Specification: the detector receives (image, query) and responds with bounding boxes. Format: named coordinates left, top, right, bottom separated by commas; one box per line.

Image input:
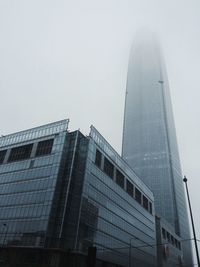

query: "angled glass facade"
left=78, top=126, right=156, bottom=267
left=122, top=35, right=193, bottom=265
left=0, top=120, right=157, bottom=267
left=0, top=120, right=69, bottom=247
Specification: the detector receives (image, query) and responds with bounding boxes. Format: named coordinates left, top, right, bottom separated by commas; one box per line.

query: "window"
left=0, top=150, right=7, bottom=164
left=162, top=228, right=166, bottom=239
left=116, top=169, right=124, bottom=189
left=36, top=139, right=54, bottom=156
left=166, top=232, right=170, bottom=242
left=126, top=179, right=134, bottom=197
left=142, top=195, right=148, bottom=210
left=103, top=157, right=114, bottom=179
left=95, top=149, right=102, bottom=168
left=135, top=188, right=141, bottom=204
left=149, top=202, right=152, bottom=214
left=8, top=144, right=33, bottom=162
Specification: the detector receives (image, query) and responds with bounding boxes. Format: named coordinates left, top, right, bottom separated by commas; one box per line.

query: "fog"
left=0, top=0, right=200, bottom=257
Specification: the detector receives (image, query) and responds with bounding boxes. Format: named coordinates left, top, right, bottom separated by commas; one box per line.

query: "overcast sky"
left=0, top=0, right=200, bottom=256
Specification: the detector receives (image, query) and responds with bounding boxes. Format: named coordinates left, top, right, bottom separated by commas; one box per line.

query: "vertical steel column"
left=59, top=131, right=79, bottom=239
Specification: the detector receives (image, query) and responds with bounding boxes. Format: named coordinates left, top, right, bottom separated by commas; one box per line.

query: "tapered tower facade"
left=122, top=34, right=193, bottom=265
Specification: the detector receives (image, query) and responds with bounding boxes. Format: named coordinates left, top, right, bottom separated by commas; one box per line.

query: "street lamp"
left=183, top=175, right=200, bottom=267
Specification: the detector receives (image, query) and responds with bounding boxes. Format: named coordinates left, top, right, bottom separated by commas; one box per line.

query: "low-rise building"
left=0, top=120, right=157, bottom=266
left=156, top=216, right=183, bottom=267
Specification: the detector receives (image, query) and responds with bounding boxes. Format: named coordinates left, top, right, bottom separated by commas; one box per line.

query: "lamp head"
left=183, top=176, right=187, bottom=183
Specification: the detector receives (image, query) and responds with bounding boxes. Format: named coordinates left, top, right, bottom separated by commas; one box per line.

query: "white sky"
left=0, top=0, right=200, bottom=257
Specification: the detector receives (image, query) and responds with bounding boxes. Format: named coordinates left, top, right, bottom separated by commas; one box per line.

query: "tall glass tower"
left=122, top=34, right=193, bottom=265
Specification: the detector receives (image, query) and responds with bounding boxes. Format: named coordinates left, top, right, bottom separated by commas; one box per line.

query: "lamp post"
left=183, top=175, right=200, bottom=267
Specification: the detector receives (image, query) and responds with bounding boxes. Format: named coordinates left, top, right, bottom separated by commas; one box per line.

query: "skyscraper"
left=122, top=34, right=193, bottom=265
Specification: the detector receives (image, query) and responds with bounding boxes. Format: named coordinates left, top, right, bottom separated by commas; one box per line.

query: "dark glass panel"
left=135, top=187, right=142, bottom=204
left=103, top=157, right=114, bottom=179
left=142, top=195, right=148, bottom=210
left=166, top=232, right=170, bottom=242
left=149, top=202, right=152, bottom=214
left=95, top=149, right=102, bottom=168
left=162, top=228, right=166, bottom=239
left=8, top=144, right=33, bottom=162
left=116, top=169, right=124, bottom=189
left=36, top=139, right=54, bottom=156
left=0, top=150, right=7, bottom=164
left=126, top=179, right=134, bottom=197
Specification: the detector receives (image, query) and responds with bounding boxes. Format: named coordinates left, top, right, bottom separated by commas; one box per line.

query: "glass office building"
left=82, top=126, right=156, bottom=267
left=122, top=34, right=193, bottom=265
left=0, top=120, right=156, bottom=267
left=0, top=120, right=69, bottom=247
